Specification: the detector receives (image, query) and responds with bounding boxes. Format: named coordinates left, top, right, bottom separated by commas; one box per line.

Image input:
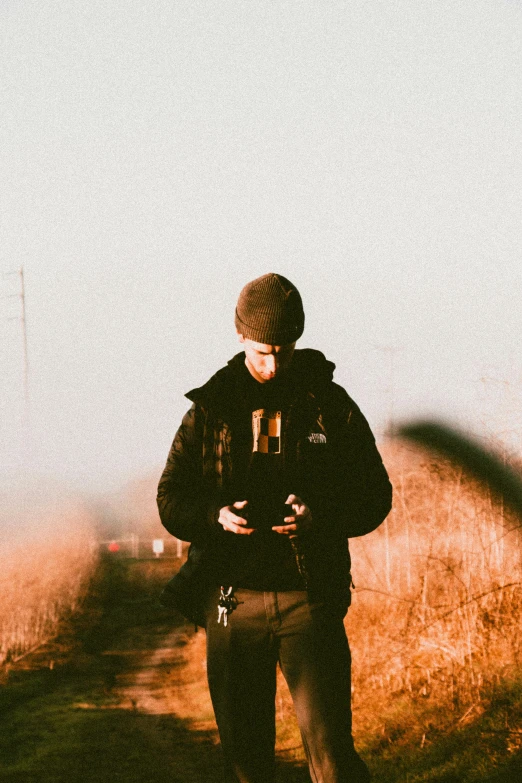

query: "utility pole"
left=2, top=265, right=29, bottom=413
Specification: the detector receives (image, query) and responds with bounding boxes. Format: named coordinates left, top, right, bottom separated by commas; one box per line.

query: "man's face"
left=238, top=334, right=296, bottom=383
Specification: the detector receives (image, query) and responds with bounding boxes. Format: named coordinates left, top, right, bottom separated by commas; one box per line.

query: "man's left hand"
left=272, top=494, right=313, bottom=538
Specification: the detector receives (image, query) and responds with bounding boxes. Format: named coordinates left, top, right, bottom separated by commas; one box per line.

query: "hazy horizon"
left=2, top=0, right=521, bottom=496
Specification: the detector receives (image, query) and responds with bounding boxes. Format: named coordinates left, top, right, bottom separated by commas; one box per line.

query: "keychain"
left=217, top=585, right=237, bottom=627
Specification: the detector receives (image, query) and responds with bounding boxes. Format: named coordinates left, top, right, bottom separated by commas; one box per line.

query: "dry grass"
left=0, top=502, right=99, bottom=667
left=165, top=441, right=522, bottom=767
left=347, top=441, right=522, bottom=744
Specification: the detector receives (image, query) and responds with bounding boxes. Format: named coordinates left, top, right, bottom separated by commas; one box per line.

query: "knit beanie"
left=234, top=273, right=305, bottom=345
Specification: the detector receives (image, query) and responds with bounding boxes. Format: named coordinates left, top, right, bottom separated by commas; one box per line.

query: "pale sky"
left=1, top=0, right=521, bottom=494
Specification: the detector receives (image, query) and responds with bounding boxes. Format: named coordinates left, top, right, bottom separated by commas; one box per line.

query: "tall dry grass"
left=0, top=502, right=99, bottom=667
left=347, top=441, right=522, bottom=739
left=180, top=441, right=522, bottom=760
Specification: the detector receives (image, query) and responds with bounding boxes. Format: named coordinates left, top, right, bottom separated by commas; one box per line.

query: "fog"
left=2, top=0, right=521, bottom=503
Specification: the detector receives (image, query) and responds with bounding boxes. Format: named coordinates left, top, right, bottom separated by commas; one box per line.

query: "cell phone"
left=245, top=498, right=293, bottom=530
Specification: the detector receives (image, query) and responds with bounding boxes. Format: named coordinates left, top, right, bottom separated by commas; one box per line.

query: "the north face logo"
left=307, top=433, right=326, bottom=444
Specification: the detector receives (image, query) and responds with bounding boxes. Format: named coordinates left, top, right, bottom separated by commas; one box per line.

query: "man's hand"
left=218, top=500, right=255, bottom=535
left=272, top=494, right=313, bottom=538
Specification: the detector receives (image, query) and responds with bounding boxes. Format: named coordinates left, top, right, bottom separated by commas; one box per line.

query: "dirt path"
left=4, top=558, right=520, bottom=782
left=103, top=618, right=225, bottom=783
left=106, top=606, right=309, bottom=782
left=0, top=558, right=309, bottom=783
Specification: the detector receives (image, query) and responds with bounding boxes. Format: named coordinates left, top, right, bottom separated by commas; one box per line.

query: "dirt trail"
left=3, top=557, right=520, bottom=783
left=103, top=617, right=225, bottom=783
left=0, top=558, right=309, bottom=783
left=107, top=609, right=309, bottom=782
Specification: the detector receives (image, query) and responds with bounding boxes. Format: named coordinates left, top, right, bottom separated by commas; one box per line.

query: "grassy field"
left=1, top=443, right=521, bottom=781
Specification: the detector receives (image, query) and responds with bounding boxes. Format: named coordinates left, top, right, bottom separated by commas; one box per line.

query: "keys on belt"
left=217, top=585, right=237, bottom=626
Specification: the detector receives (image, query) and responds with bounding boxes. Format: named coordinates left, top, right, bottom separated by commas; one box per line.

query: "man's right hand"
left=218, top=500, right=256, bottom=535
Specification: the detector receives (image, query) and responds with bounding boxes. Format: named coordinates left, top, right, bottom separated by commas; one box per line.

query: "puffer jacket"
left=157, top=349, right=392, bottom=623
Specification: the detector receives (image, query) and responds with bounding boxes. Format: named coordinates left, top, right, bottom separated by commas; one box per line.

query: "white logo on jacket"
left=307, top=433, right=327, bottom=444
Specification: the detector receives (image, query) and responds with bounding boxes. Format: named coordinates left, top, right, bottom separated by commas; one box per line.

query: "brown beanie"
left=234, top=273, right=305, bottom=345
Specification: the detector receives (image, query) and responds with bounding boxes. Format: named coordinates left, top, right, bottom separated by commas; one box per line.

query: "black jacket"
left=157, top=349, right=392, bottom=622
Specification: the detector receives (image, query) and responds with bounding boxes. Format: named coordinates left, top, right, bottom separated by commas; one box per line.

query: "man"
left=157, top=273, right=392, bottom=783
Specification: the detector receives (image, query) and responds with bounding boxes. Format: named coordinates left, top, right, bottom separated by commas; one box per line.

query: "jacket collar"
left=186, top=348, right=336, bottom=417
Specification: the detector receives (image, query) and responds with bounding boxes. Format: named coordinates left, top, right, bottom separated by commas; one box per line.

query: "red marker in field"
left=108, top=540, right=120, bottom=553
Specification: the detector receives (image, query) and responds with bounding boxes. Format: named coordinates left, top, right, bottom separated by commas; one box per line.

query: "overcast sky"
left=1, top=0, right=521, bottom=494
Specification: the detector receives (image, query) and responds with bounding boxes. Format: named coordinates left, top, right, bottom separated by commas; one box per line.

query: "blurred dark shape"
left=397, top=420, right=522, bottom=520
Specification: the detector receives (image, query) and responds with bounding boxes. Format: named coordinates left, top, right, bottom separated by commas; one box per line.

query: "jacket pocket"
left=159, top=555, right=213, bottom=628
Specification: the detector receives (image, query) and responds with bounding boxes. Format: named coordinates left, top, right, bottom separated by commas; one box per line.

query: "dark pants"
left=204, top=588, right=370, bottom=783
